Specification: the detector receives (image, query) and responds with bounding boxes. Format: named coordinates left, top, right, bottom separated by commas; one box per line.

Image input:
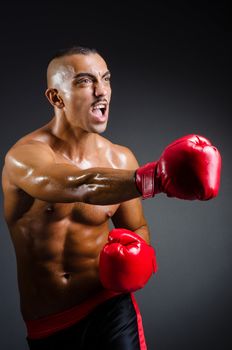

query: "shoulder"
left=5, top=137, right=52, bottom=159
left=3, top=132, right=54, bottom=174
left=114, top=144, right=139, bottom=170
left=99, top=136, right=139, bottom=170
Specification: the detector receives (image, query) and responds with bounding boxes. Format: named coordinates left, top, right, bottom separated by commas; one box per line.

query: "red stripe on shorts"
left=130, top=293, right=147, bottom=350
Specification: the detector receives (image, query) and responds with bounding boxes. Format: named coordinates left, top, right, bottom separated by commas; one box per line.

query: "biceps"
left=7, top=161, right=89, bottom=203
left=4, top=144, right=86, bottom=202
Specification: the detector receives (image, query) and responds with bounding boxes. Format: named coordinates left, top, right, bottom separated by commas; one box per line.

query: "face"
left=49, top=53, right=112, bottom=134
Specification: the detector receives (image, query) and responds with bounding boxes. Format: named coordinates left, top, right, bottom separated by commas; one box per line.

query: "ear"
left=45, top=88, right=64, bottom=108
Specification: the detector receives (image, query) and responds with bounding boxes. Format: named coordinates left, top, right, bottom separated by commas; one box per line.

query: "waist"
left=25, top=289, right=122, bottom=339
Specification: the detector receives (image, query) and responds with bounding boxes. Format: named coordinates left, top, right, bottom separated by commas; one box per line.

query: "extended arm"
left=4, top=134, right=221, bottom=205
left=4, top=141, right=141, bottom=204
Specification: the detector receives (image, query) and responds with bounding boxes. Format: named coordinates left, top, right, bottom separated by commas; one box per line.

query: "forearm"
left=30, top=164, right=141, bottom=204
left=80, top=168, right=141, bottom=205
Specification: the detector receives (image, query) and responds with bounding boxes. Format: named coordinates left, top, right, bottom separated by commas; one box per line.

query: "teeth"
left=93, top=104, right=105, bottom=110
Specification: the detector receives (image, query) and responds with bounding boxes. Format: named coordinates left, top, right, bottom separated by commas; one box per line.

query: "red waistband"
left=25, top=290, right=121, bottom=339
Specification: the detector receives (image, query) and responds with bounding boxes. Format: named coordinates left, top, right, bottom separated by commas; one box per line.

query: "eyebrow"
left=73, top=70, right=111, bottom=80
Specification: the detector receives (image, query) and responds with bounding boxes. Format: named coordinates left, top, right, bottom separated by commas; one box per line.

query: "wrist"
left=135, top=161, right=158, bottom=199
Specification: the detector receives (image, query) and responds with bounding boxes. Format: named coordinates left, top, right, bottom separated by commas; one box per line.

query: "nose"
left=94, top=81, right=108, bottom=97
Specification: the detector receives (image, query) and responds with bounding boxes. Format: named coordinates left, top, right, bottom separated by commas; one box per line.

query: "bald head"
left=46, top=58, right=75, bottom=89
left=46, top=45, right=99, bottom=89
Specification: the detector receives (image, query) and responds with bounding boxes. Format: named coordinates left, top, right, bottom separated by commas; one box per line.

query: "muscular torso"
left=2, top=123, right=123, bottom=320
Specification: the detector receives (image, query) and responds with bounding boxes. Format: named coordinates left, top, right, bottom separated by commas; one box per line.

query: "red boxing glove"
left=135, top=134, right=221, bottom=200
left=99, top=228, right=157, bottom=292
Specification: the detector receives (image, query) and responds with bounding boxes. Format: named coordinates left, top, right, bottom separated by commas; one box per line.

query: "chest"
left=43, top=201, right=119, bottom=226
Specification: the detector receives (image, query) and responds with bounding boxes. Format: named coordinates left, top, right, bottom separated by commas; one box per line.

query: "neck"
left=48, top=111, right=101, bottom=162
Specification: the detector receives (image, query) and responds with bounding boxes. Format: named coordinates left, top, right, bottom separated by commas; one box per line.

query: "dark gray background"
left=0, top=1, right=231, bottom=349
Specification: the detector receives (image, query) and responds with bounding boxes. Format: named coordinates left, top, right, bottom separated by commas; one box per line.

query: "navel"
left=63, top=273, right=71, bottom=280
left=60, top=272, right=71, bottom=284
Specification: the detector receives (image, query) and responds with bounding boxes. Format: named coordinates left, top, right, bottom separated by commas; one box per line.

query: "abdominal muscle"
left=12, top=214, right=113, bottom=320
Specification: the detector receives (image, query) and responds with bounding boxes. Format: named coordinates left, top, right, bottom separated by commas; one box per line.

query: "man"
left=1, top=46, right=221, bottom=350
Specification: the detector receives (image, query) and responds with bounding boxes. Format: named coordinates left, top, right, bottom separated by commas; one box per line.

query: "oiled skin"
left=2, top=124, right=150, bottom=320
left=1, top=52, right=151, bottom=321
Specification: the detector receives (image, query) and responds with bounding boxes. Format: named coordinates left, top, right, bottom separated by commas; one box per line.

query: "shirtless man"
left=1, top=46, right=221, bottom=350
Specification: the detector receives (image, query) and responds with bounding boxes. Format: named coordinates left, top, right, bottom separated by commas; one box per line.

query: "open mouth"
left=91, top=102, right=107, bottom=120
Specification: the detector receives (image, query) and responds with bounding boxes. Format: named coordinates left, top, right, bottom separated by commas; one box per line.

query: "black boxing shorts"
left=25, top=292, right=147, bottom=350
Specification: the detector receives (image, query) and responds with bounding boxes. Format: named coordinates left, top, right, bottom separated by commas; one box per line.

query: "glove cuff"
left=135, top=161, right=158, bottom=199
